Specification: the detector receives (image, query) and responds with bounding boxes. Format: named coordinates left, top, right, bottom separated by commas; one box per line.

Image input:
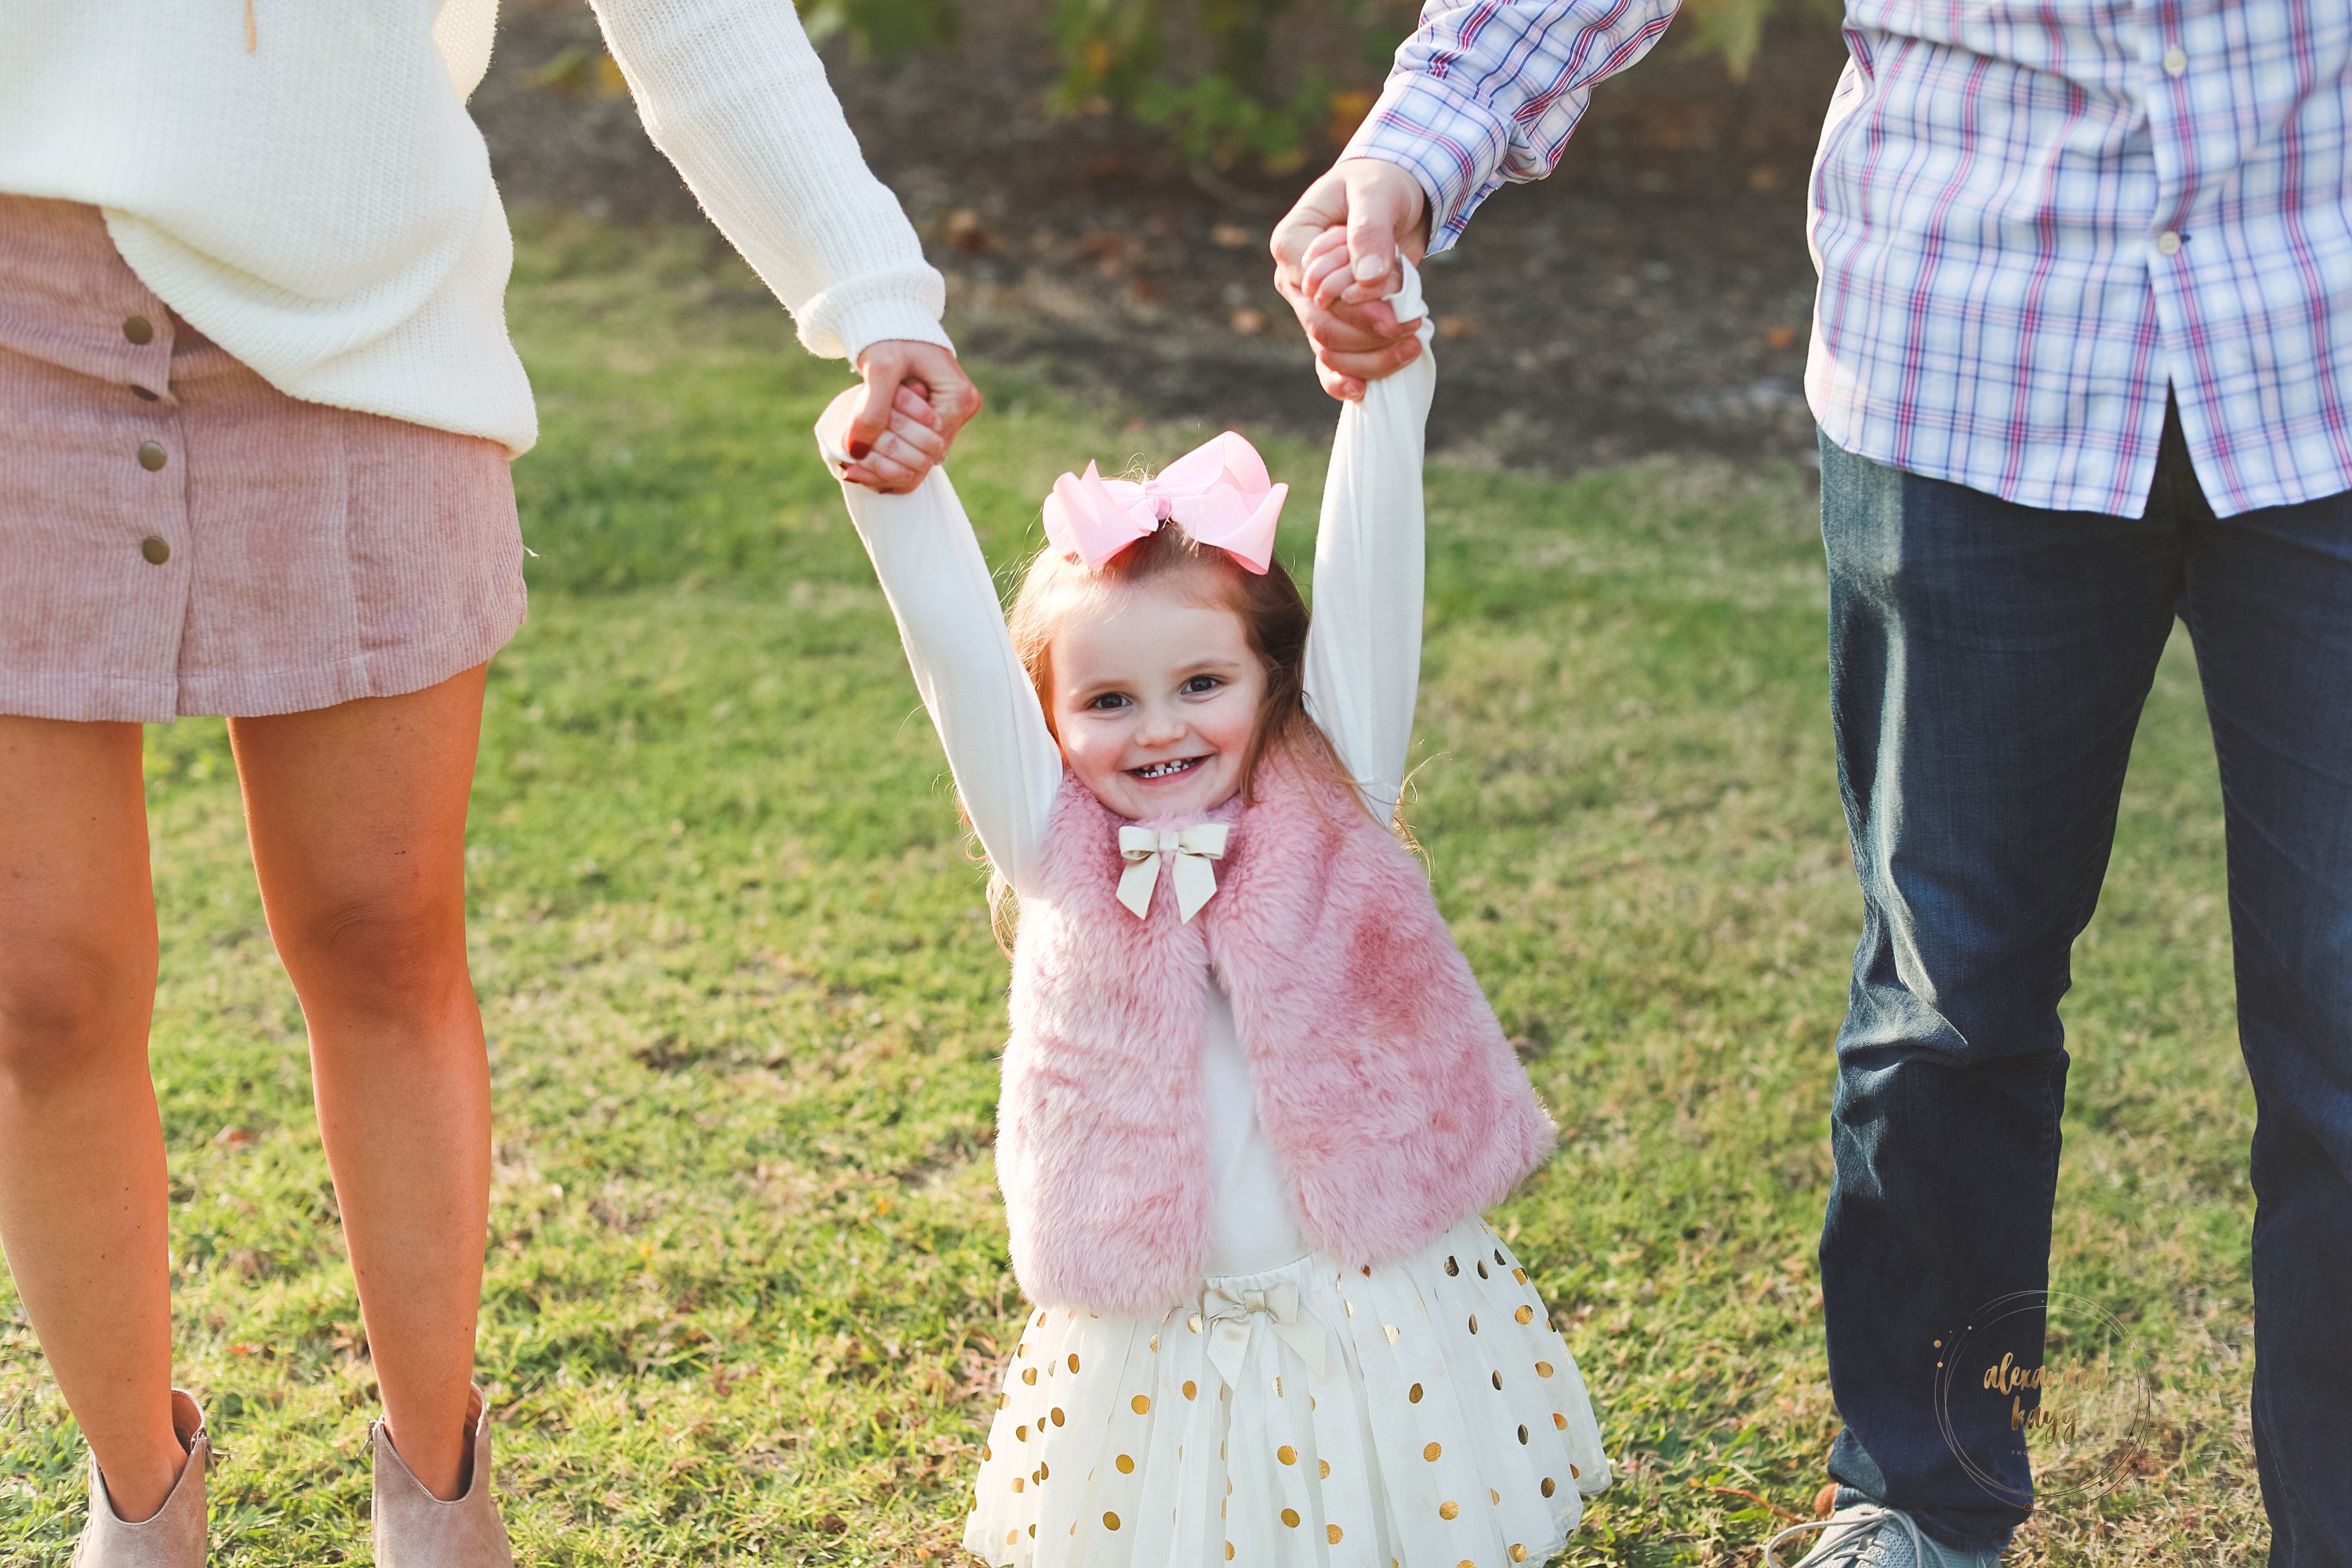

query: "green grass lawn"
left=0, top=220, right=2264, bottom=1566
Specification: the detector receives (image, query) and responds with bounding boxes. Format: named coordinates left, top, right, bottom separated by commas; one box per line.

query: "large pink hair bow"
left=1040, top=430, right=1287, bottom=574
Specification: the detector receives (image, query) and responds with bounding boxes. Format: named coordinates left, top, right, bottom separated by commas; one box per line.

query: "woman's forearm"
left=592, top=0, right=952, bottom=363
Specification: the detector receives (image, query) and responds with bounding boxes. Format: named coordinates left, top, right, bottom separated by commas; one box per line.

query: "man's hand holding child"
left=1270, top=157, right=1430, bottom=401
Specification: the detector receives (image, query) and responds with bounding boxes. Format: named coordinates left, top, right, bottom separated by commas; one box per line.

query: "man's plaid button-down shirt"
left=1346, top=0, right=2352, bottom=518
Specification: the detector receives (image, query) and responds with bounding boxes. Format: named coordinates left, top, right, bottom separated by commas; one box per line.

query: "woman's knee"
left=272, top=893, right=472, bottom=1019
left=0, top=929, right=157, bottom=1092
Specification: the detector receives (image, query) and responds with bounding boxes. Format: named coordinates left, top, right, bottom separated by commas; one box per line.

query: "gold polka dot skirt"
left=964, top=1216, right=1610, bottom=1568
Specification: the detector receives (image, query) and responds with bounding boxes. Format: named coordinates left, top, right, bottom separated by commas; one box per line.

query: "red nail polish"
left=848, top=439, right=873, bottom=460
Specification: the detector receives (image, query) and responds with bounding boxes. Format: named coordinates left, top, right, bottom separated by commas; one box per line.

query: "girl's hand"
left=1300, top=225, right=1401, bottom=309
left=1286, top=227, right=1418, bottom=401
left=837, top=379, right=952, bottom=492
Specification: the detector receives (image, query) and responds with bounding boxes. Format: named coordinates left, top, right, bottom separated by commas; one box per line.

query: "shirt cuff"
left=1341, top=72, right=1517, bottom=255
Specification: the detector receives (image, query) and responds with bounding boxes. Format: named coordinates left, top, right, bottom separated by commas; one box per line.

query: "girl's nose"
left=1134, top=706, right=1189, bottom=745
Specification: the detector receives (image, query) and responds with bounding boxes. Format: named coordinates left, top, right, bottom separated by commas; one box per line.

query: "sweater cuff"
left=831, top=299, right=956, bottom=364
left=797, top=271, right=953, bottom=362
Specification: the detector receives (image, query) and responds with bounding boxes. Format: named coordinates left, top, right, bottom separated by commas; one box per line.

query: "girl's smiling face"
left=1047, top=575, right=1267, bottom=822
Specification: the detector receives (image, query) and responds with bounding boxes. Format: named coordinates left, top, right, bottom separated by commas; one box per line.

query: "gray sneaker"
left=1763, top=1499, right=2002, bottom=1568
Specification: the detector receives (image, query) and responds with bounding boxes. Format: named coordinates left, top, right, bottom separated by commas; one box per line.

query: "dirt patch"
left=476, top=0, right=1849, bottom=473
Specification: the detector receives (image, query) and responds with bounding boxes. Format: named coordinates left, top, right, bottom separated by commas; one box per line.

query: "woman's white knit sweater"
left=0, top=0, right=949, bottom=456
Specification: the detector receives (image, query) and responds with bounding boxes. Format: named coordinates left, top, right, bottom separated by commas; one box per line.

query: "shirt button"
left=140, top=536, right=172, bottom=565
left=2157, top=230, right=2183, bottom=256
left=2163, top=47, right=2188, bottom=76
left=123, top=314, right=155, bottom=345
left=137, top=440, right=169, bottom=470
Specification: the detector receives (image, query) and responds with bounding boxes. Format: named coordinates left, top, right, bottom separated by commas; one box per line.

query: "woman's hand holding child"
left=839, top=340, right=978, bottom=492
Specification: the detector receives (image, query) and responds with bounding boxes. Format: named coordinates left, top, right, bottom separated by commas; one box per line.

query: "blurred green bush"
left=796, top=0, right=963, bottom=61
left=794, top=0, right=1835, bottom=169
left=1045, top=0, right=1407, bottom=172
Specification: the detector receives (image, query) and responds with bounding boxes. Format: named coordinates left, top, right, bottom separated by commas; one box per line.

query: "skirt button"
left=140, top=536, right=172, bottom=565
left=137, top=440, right=168, bottom=471
left=123, top=314, right=155, bottom=345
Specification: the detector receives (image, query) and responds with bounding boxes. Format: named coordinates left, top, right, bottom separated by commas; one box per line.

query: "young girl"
left=820, top=260, right=1608, bottom=1568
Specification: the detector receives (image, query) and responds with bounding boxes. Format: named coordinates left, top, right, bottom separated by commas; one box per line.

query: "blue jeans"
left=1817, top=408, right=2352, bottom=1563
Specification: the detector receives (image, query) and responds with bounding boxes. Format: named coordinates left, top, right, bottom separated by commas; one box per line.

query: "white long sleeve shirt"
left=0, top=0, right=949, bottom=456
left=823, top=276, right=1437, bottom=1275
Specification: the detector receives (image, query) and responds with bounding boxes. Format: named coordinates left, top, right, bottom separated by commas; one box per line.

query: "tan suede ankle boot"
left=71, top=1389, right=209, bottom=1568
left=371, top=1386, right=514, bottom=1568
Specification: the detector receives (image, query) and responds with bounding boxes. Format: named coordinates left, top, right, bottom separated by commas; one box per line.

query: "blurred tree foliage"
left=795, top=0, right=963, bottom=60
left=1047, top=0, right=1408, bottom=172
left=794, top=0, right=1836, bottom=167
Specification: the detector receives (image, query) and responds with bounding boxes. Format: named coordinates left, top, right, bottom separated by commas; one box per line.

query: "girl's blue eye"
left=1182, top=675, right=1221, bottom=695
left=1087, top=692, right=1131, bottom=710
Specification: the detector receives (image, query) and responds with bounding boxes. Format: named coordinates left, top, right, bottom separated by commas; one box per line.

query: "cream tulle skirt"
left=965, top=1216, right=1610, bottom=1568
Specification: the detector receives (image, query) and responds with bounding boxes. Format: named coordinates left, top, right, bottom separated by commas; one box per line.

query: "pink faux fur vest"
left=999, top=760, right=1556, bottom=1316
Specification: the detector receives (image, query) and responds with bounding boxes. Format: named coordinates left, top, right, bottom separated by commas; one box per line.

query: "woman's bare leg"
left=230, top=666, right=491, bottom=1502
left=0, top=717, right=184, bottom=1521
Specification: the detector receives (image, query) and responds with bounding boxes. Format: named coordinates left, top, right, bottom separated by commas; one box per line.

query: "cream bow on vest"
left=1194, top=1281, right=1331, bottom=1389
left=1115, top=824, right=1229, bottom=922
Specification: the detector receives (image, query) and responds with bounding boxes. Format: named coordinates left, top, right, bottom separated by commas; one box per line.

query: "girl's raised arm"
left=818, top=390, right=1064, bottom=893
left=1302, top=264, right=1438, bottom=825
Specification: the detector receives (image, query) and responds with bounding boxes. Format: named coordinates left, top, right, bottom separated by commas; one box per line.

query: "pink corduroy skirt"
left=0, top=194, right=527, bottom=723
